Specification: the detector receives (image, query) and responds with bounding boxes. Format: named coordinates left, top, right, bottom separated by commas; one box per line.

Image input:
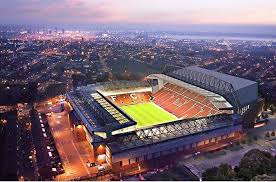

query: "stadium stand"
left=66, top=67, right=254, bottom=168
left=107, top=92, right=152, bottom=106
left=153, top=83, right=221, bottom=118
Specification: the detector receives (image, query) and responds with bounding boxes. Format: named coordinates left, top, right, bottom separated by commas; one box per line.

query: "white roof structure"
left=169, top=66, right=258, bottom=109
left=185, top=66, right=256, bottom=91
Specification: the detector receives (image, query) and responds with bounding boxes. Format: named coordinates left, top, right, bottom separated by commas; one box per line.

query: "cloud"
left=0, top=0, right=275, bottom=25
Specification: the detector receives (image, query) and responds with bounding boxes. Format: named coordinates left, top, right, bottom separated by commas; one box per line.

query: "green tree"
left=202, top=164, right=235, bottom=181
left=236, top=149, right=274, bottom=180
left=202, top=166, right=219, bottom=181
left=271, top=156, right=276, bottom=174
left=270, top=105, right=276, bottom=114
left=241, top=138, right=246, bottom=144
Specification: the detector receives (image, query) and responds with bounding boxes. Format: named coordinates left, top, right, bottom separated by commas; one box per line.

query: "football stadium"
left=66, top=66, right=260, bottom=169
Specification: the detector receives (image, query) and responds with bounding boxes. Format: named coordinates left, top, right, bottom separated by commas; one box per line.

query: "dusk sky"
left=0, top=0, right=276, bottom=26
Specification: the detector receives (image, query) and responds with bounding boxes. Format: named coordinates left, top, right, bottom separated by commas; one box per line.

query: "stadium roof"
left=96, top=80, right=150, bottom=92
left=183, top=66, right=256, bottom=91
left=91, top=93, right=130, bottom=125
left=167, top=66, right=258, bottom=108
left=66, top=88, right=136, bottom=132
left=107, top=114, right=240, bottom=154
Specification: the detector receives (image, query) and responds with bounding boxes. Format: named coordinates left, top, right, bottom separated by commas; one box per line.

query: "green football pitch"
left=120, top=102, right=177, bottom=128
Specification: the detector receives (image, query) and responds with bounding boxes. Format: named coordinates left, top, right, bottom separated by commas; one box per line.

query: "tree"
left=271, top=155, right=276, bottom=174
left=0, top=174, right=18, bottom=181
left=247, top=137, right=253, bottom=143
left=202, top=149, right=276, bottom=181
left=202, top=166, right=219, bottom=181
left=253, top=135, right=258, bottom=141
left=202, top=167, right=218, bottom=181
left=236, top=149, right=274, bottom=180
left=241, top=139, right=246, bottom=144
left=270, top=105, right=276, bottom=115
left=215, top=164, right=236, bottom=181
left=202, top=164, right=235, bottom=181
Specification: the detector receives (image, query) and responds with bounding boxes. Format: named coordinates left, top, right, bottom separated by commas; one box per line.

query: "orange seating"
left=153, top=83, right=220, bottom=118
left=107, top=92, right=151, bottom=106
left=107, top=82, right=222, bottom=119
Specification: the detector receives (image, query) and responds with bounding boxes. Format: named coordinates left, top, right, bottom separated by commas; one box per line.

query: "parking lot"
left=38, top=101, right=97, bottom=180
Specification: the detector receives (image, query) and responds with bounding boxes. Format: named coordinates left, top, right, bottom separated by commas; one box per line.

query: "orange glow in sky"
left=0, top=0, right=275, bottom=25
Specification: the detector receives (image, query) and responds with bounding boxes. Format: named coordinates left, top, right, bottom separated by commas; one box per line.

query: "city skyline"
left=0, top=1, right=276, bottom=181
left=1, top=0, right=276, bottom=27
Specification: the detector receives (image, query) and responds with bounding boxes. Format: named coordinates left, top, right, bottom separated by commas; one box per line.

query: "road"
left=37, top=101, right=97, bottom=181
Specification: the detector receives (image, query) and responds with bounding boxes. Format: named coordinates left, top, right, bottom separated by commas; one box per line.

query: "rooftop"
left=107, top=114, right=240, bottom=154
left=66, top=88, right=136, bottom=132
left=182, top=66, right=257, bottom=91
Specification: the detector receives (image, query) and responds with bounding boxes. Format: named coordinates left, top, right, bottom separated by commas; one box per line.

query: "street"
left=36, top=100, right=97, bottom=181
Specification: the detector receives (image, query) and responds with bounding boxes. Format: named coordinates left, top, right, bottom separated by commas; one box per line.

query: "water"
left=163, top=34, right=276, bottom=42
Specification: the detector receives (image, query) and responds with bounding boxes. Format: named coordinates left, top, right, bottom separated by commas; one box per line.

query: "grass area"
left=120, top=102, right=177, bottom=128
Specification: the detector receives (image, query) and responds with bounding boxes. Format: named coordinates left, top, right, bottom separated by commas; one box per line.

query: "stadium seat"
left=153, top=83, right=221, bottom=119
left=107, top=92, right=151, bottom=106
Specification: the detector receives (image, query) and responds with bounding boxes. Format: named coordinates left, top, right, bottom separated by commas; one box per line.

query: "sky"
left=0, top=0, right=276, bottom=28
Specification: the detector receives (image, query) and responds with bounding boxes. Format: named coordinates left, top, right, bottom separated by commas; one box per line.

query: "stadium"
left=66, top=66, right=259, bottom=169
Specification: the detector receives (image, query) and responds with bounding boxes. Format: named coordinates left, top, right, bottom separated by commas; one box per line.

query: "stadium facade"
left=66, top=66, right=259, bottom=168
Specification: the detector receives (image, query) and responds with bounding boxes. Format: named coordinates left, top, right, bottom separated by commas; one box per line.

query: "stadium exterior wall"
left=108, top=125, right=242, bottom=168
left=235, top=82, right=258, bottom=109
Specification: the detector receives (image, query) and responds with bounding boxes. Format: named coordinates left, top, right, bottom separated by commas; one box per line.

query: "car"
left=98, top=165, right=105, bottom=172
left=194, top=151, right=200, bottom=156
left=90, top=162, right=97, bottom=167
left=87, top=162, right=97, bottom=167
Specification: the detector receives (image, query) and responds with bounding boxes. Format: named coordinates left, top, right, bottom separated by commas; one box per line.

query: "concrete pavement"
left=179, top=118, right=276, bottom=177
